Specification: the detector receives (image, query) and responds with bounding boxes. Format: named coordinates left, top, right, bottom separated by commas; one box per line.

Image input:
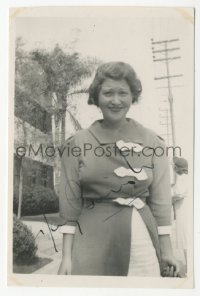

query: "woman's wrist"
left=62, top=254, right=72, bottom=261
left=62, top=233, right=74, bottom=260
left=159, top=234, right=174, bottom=258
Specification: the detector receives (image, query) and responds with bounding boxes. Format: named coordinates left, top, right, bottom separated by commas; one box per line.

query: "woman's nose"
left=111, top=94, right=121, bottom=104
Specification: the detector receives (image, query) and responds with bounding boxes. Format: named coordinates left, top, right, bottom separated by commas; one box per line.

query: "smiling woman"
left=58, top=62, right=180, bottom=277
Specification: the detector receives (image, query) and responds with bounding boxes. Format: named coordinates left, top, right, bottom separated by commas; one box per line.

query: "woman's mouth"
left=108, top=107, right=123, bottom=112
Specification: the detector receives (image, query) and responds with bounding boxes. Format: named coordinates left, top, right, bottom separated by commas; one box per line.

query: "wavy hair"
left=88, top=61, right=142, bottom=106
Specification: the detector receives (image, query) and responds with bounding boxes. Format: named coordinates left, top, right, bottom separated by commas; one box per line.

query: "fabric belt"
left=83, top=197, right=146, bottom=209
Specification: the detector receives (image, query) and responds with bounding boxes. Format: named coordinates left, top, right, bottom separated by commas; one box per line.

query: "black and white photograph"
left=8, top=6, right=194, bottom=288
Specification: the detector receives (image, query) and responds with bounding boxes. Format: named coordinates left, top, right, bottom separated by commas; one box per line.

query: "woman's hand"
left=58, top=257, right=72, bottom=275
left=159, top=234, right=180, bottom=277
left=172, top=195, right=184, bottom=204
left=161, top=254, right=180, bottom=277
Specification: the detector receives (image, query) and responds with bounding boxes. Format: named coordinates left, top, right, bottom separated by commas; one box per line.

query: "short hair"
left=88, top=61, right=142, bottom=106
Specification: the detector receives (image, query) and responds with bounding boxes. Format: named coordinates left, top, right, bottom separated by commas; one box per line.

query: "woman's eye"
left=119, top=91, right=128, bottom=96
left=104, top=92, right=113, bottom=96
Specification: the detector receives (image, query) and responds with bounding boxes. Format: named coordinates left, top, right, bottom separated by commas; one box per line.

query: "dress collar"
left=88, top=118, right=144, bottom=145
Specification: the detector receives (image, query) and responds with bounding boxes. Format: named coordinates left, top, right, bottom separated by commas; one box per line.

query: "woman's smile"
left=108, top=106, right=123, bottom=112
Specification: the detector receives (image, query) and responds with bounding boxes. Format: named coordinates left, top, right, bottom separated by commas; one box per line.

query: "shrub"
left=13, top=185, right=59, bottom=216
left=13, top=215, right=38, bottom=264
left=13, top=185, right=32, bottom=215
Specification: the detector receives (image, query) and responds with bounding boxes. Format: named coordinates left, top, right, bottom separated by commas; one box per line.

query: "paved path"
left=33, top=251, right=62, bottom=274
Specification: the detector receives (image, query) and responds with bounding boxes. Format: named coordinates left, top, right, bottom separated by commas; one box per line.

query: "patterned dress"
left=58, top=119, right=172, bottom=276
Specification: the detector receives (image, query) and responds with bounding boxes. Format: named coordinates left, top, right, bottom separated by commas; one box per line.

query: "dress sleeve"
left=148, top=136, right=172, bottom=234
left=59, top=136, right=83, bottom=229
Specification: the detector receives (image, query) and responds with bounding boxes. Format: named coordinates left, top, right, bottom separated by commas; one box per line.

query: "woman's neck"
left=101, top=118, right=128, bottom=131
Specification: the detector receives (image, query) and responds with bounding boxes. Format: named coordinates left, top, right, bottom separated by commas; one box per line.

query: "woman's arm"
left=58, top=234, right=74, bottom=275
left=148, top=135, right=180, bottom=276
left=58, top=137, right=82, bottom=275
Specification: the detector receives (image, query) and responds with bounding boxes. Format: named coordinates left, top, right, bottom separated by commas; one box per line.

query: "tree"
left=15, top=38, right=53, bottom=218
left=31, top=44, right=97, bottom=144
left=14, top=38, right=100, bottom=217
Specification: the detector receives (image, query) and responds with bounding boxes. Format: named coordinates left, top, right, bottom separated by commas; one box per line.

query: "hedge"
left=13, top=215, right=38, bottom=264
left=14, top=185, right=59, bottom=216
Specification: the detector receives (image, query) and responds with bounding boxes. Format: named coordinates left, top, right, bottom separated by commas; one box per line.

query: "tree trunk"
left=17, top=121, right=27, bottom=219
left=17, top=158, right=23, bottom=219
left=61, top=109, right=66, bottom=145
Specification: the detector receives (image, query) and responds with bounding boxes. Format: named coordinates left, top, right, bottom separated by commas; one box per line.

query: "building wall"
left=14, top=97, right=55, bottom=198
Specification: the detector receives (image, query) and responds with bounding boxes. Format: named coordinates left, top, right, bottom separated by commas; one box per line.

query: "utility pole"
left=159, top=109, right=171, bottom=146
left=151, top=38, right=183, bottom=150
left=151, top=38, right=183, bottom=185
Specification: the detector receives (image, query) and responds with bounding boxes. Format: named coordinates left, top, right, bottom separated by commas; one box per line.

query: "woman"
left=58, top=62, right=179, bottom=277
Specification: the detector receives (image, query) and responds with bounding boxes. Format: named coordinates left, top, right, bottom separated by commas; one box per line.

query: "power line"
left=151, top=38, right=179, bottom=45
left=152, top=47, right=180, bottom=53
left=153, top=56, right=181, bottom=62
left=154, top=74, right=183, bottom=80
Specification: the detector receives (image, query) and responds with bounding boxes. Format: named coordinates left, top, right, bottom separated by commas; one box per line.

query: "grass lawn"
left=13, top=256, right=53, bottom=274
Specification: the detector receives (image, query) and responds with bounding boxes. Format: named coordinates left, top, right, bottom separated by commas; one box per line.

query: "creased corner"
left=7, top=273, right=25, bottom=287
left=175, top=8, right=194, bottom=24
left=9, top=7, right=27, bottom=20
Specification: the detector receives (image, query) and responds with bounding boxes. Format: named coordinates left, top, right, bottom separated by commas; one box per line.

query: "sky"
left=15, top=7, right=194, bottom=160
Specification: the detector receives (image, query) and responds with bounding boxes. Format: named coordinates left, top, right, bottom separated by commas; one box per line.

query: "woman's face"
left=98, top=78, right=132, bottom=125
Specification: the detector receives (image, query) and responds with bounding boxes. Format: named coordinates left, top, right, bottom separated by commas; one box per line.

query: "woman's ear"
left=132, top=96, right=135, bottom=104
left=88, top=96, right=95, bottom=105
